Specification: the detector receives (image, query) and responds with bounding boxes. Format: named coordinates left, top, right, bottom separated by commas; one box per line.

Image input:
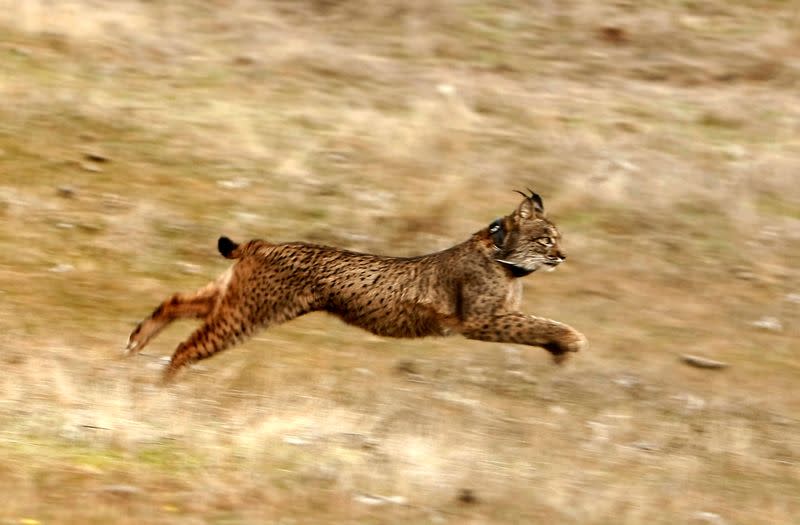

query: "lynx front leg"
left=460, top=313, right=586, bottom=363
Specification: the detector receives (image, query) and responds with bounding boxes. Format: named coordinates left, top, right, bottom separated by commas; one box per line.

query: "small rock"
left=457, top=488, right=477, bottom=504
left=436, top=83, right=455, bottom=96
left=353, top=494, right=407, bottom=506
left=785, top=293, right=800, bottom=304
left=612, top=374, right=641, bottom=389
left=75, top=463, right=104, bottom=475
left=217, top=178, right=250, bottom=189
left=432, top=391, right=480, bottom=407
left=2, top=352, right=25, bottom=365
left=598, top=26, right=628, bottom=44
left=681, top=355, right=729, bottom=370
left=77, top=222, right=104, bottom=233
left=674, top=393, right=706, bottom=411
left=101, top=193, right=128, bottom=211
left=324, top=151, right=350, bottom=165
left=233, top=55, right=258, bottom=66
left=751, top=316, right=783, bottom=332
left=721, top=144, right=746, bottom=160
left=83, top=150, right=109, bottom=163
left=679, top=15, right=708, bottom=31
left=733, top=269, right=757, bottom=281
left=10, top=46, right=31, bottom=57
left=548, top=405, right=567, bottom=415
left=57, top=186, right=76, bottom=198
left=353, top=494, right=384, bottom=506
left=405, top=373, right=427, bottom=383
left=80, top=161, right=103, bottom=173
left=614, top=120, right=641, bottom=133
left=631, top=441, right=659, bottom=452
left=361, top=437, right=380, bottom=450
left=769, top=413, right=792, bottom=426
left=506, top=370, right=537, bottom=384
left=49, top=263, right=75, bottom=273
left=282, top=436, right=310, bottom=446
left=99, top=484, right=141, bottom=496
left=354, top=367, right=373, bottom=376
left=394, top=359, right=418, bottom=375
left=337, top=432, right=379, bottom=450
left=691, top=511, right=726, bottom=525
left=610, top=158, right=640, bottom=172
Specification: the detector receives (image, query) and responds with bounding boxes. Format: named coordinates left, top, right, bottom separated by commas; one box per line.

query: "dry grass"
left=1, top=0, right=799, bottom=523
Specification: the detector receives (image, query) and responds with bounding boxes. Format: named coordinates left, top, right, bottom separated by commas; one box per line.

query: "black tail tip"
left=218, top=236, right=239, bottom=258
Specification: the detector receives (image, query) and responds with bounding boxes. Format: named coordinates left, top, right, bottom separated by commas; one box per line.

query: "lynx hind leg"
left=161, top=302, right=307, bottom=383
left=162, top=290, right=319, bottom=382
left=125, top=281, right=221, bottom=356
left=160, top=315, right=250, bottom=383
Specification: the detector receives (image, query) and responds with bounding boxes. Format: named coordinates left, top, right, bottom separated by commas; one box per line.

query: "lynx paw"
left=563, top=331, right=588, bottom=354
left=125, top=321, right=153, bottom=356
left=544, top=329, right=587, bottom=364
left=124, top=324, right=142, bottom=356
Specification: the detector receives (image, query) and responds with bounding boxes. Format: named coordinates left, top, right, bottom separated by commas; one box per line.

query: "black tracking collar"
left=489, top=218, right=535, bottom=277
left=501, top=263, right=535, bottom=278
left=489, top=218, right=505, bottom=250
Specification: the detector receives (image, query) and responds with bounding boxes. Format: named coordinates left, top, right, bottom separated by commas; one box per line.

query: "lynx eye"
left=538, top=237, right=553, bottom=246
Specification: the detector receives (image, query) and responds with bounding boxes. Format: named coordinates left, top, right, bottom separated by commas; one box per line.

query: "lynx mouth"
left=496, top=258, right=551, bottom=274
left=543, top=259, right=564, bottom=272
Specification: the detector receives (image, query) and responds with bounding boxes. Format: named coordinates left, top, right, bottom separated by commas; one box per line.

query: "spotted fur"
left=126, top=191, right=586, bottom=382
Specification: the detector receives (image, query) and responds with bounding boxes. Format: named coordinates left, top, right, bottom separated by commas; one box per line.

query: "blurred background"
left=0, top=1, right=798, bottom=523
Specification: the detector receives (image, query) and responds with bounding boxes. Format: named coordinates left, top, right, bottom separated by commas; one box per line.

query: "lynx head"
left=491, top=190, right=566, bottom=276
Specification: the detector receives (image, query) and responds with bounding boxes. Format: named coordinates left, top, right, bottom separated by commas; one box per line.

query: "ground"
left=0, top=1, right=799, bottom=523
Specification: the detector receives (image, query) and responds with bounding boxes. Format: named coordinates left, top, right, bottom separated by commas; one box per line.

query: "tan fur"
left=126, top=192, right=587, bottom=382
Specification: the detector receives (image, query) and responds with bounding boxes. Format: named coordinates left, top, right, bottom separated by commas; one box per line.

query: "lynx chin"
left=127, top=190, right=587, bottom=382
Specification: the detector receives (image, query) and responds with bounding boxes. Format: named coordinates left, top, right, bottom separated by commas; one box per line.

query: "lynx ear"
left=527, top=188, right=544, bottom=214
left=514, top=189, right=544, bottom=218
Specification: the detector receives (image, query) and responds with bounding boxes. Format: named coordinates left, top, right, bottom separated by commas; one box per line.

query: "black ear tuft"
left=526, top=188, right=544, bottom=214
left=513, top=189, right=545, bottom=217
